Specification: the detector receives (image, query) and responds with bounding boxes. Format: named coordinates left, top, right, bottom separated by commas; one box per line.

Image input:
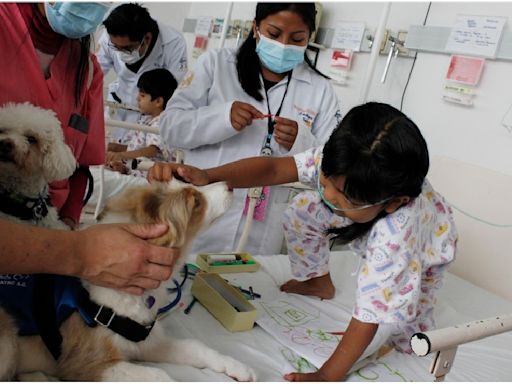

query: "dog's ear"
left=184, top=187, right=205, bottom=212
left=154, top=187, right=208, bottom=247
left=180, top=187, right=208, bottom=231
left=42, top=140, right=77, bottom=182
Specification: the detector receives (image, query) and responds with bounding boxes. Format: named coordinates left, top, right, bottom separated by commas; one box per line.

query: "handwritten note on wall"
left=445, top=14, right=507, bottom=58
left=332, top=21, right=366, bottom=52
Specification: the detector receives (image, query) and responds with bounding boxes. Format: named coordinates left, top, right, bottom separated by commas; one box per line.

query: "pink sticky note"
left=445, top=55, right=485, bottom=86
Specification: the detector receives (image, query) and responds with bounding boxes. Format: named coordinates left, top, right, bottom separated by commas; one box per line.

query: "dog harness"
left=0, top=275, right=156, bottom=360
left=0, top=191, right=50, bottom=222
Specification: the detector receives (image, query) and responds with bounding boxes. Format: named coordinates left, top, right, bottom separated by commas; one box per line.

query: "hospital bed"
left=150, top=250, right=512, bottom=381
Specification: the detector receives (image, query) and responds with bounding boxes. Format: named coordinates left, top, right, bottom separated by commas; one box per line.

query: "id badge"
left=243, top=186, right=270, bottom=222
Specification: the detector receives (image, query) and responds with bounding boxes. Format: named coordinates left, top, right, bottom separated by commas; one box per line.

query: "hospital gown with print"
left=118, top=114, right=167, bottom=177
left=283, top=146, right=458, bottom=352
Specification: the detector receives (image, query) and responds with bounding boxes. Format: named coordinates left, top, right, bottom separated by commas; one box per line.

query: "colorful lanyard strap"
left=261, top=72, right=292, bottom=156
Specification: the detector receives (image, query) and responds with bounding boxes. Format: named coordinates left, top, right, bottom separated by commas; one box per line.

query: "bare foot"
left=280, top=273, right=335, bottom=299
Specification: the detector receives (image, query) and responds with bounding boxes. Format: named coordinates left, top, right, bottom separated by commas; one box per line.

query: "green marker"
left=210, top=260, right=256, bottom=266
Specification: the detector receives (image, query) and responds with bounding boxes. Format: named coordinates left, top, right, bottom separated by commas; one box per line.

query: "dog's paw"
left=223, top=357, right=257, bottom=381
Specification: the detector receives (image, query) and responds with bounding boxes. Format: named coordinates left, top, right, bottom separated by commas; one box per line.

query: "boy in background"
left=87, top=68, right=177, bottom=210
left=107, top=68, right=178, bottom=176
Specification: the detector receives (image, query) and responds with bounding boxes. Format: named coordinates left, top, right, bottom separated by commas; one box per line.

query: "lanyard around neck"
left=261, top=72, right=292, bottom=155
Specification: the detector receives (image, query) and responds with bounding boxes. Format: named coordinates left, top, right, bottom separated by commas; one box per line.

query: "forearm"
left=320, top=318, right=378, bottom=381
left=0, top=219, right=80, bottom=276
left=205, top=156, right=298, bottom=188
left=108, top=143, right=128, bottom=152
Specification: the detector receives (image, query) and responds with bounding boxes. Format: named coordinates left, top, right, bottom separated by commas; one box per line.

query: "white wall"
left=144, top=2, right=192, bottom=32
left=147, top=2, right=512, bottom=300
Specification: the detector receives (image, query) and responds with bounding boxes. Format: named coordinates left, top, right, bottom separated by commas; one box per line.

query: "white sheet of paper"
left=445, top=14, right=507, bottom=58
left=255, top=295, right=350, bottom=368
left=195, top=16, right=212, bottom=37
left=332, top=21, right=366, bottom=51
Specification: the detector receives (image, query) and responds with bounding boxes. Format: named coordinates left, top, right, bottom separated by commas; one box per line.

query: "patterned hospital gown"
left=118, top=114, right=168, bottom=177
left=284, top=146, right=458, bottom=352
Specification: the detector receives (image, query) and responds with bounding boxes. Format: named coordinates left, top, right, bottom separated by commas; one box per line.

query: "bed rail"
left=410, top=313, right=512, bottom=381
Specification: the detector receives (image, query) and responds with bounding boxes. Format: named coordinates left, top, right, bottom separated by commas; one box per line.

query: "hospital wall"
left=144, top=2, right=512, bottom=301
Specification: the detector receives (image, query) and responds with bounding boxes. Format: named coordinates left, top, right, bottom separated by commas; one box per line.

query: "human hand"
left=273, top=116, right=298, bottom=151
left=148, top=162, right=209, bottom=186
left=108, top=161, right=129, bottom=174
left=230, top=101, right=264, bottom=131
left=74, top=223, right=179, bottom=295
left=284, top=370, right=333, bottom=382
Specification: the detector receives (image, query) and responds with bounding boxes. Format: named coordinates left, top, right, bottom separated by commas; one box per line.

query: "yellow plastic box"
left=195, top=252, right=260, bottom=274
left=191, top=272, right=256, bottom=332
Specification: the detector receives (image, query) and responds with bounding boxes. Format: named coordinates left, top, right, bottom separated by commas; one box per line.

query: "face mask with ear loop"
left=316, top=176, right=393, bottom=213
left=117, top=40, right=147, bottom=64
left=45, top=2, right=111, bottom=39
left=255, top=32, right=307, bottom=74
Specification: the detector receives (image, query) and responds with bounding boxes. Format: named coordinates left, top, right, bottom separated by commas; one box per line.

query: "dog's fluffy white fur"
left=0, top=103, right=255, bottom=381
left=0, top=102, right=76, bottom=227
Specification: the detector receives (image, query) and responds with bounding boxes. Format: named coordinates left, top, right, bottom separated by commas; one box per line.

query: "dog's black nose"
left=0, top=139, right=13, bottom=155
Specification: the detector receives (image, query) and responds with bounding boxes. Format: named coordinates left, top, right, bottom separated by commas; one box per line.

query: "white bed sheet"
left=154, top=250, right=512, bottom=382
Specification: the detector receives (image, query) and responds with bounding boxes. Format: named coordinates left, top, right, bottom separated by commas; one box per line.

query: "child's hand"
left=148, top=162, right=209, bottom=186
left=284, top=371, right=332, bottom=382
left=273, top=116, right=298, bottom=151
left=108, top=161, right=129, bottom=174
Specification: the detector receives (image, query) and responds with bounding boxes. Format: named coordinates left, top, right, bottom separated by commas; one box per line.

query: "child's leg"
left=281, top=190, right=351, bottom=299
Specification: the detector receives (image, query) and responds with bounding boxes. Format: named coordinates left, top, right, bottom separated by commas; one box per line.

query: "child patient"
left=87, top=68, right=177, bottom=208
left=107, top=68, right=178, bottom=176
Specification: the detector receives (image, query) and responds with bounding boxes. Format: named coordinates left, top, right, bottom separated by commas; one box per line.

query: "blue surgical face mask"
left=255, top=32, right=307, bottom=74
left=45, top=2, right=111, bottom=39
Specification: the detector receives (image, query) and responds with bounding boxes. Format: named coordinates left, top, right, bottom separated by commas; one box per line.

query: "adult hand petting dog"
left=74, top=223, right=179, bottom=295
left=148, top=162, right=209, bottom=185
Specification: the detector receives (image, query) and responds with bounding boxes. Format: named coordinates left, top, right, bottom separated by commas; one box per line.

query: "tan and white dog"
left=0, top=103, right=256, bottom=381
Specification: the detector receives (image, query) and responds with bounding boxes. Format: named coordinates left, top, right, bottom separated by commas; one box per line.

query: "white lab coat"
left=160, top=48, right=342, bottom=256
left=97, top=21, right=188, bottom=140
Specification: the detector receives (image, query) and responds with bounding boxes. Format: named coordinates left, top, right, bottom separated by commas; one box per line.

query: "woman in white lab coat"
left=97, top=3, right=188, bottom=141
left=159, top=3, right=342, bottom=256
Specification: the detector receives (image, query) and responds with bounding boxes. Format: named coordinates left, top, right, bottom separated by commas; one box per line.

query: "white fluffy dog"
left=0, top=103, right=256, bottom=381
left=0, top=102, right=76, bottom=227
